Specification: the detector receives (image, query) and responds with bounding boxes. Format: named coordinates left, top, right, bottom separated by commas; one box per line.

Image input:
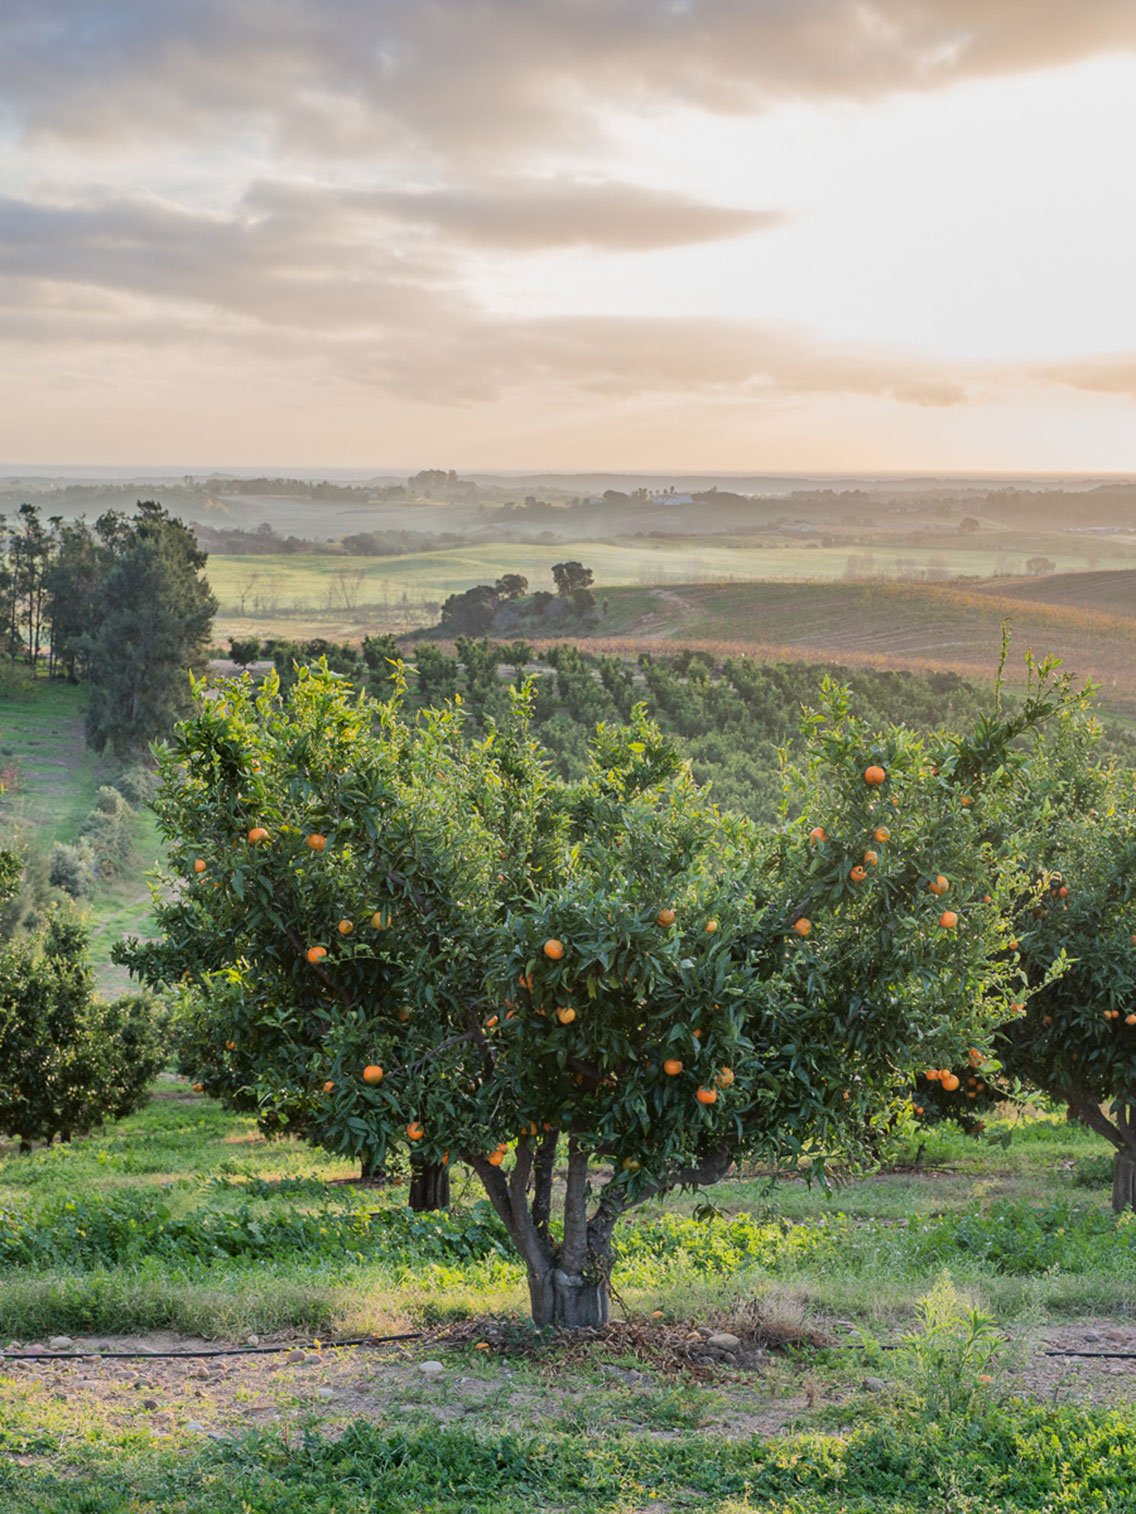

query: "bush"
left=110, top=764, right=159, bottom=807
left=77, top=785, right=135, bottom=878
left=47, top=841, right=95, bottom=900
left=0, top=897, right=166, bottom=1149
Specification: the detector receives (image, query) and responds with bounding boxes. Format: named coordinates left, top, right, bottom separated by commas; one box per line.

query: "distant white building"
left=650, top=492, right=695, bottom=508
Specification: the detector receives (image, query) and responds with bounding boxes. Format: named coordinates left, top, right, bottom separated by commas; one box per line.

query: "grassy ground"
left=3, top=1085, right=1136, bottom=1510
left=0, top=680, right=162, bottom=992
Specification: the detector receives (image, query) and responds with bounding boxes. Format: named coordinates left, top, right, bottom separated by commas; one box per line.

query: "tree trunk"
left=409, top=1156, right=450, bottom=1212
left=1113, top=1149, right=1136, bottom=1213
left=527, top=1263, right=611, bottom=1328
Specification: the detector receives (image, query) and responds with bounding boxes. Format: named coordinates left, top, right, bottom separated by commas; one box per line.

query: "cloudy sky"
left=1, top=1, right=1134, bottom=472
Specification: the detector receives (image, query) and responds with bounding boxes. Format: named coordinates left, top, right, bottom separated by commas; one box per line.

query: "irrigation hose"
left=0, top=1331, right=424, bottom=1361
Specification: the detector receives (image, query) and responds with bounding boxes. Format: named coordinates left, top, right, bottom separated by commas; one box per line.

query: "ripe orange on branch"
left=362, top=1065, right=384, bottom=1085
left=808, top=826, right=827, bottom=845
left=543, top=938, right=565, bottom=960
left=873, top=826, right=890, bottom=843
left=929, top=875, right=950, bottom=896
left=938, top=911, right=958, bottom=930
left=556, top=1006, right=576, bottom=1025
left=793, top=918, right=813, bottom=938
left=849, top=864, right=867, bottom=884
left=193, top=858, right=206, bottom=874
left=247, top=827, right=269, bottom=845
left=695, top=1087, right=718, bottom=1105
left=662, top=1058, right=683, bottom=1076
left=306, top=945, right=328, bottom=964
left=656, top=907, right=676, bottom=927
left=306, top=833, right=327, bottom=851
left=406, top=1121, right=424, bottom=1142
left=337, top=919, right=354, bottom=936
left=863, top=765, right=887, bottom=786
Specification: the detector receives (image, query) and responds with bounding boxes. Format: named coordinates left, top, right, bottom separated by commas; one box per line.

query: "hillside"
left=580, top=573, right=1136, bottom=713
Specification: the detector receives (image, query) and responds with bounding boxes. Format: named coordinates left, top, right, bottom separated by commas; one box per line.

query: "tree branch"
left=1065, top=1089, right=1124, bottom=1151
left=560, top=1135, right=590, bottom=1274
left=531, top=1128, right=558, bottom=1249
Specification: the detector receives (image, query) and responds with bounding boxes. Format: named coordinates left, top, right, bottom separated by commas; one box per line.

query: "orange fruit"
left=941, top=1073, right=960, bottom=1092
left=662, top=1058, right=683, bottom=1076
left=1126, top=1015, right=1136, bottom=1027
left=717, top=1067, right=735, bottom=1088
left=849, top=864, right=867, bottom=884
left=863, top=850, right=878, bottom=867
left=968, top=1049, right=984, bottom=1068
left=323, top=1079, right=335, bottom=1093
left=873, top=826, right=890, bottom=843
left=225, top=1039, right=237, bottom=1051
left=487, top=1150, right=504, bottom=1166
left=1007, top=938, right=1019, bottom=951
left=362, top=1064, right=384, bottom=1085
left=1058, top=885, right=1069, bottom=898
left=519, top=973, right=534, bottom=991
left=406, top=1121, right=424, bottom=1142
left=808, top=826, right=827, bottom=844
left=1010, top=1001, right=1024, bottom=1016
left=543, top=938, right=565, bottom=960
left=864, top=764, right=887, bottom=786
left=656, top=907, right=676, bottom=927
left=938, top=911, right=958, bottom=930
left=337, top=919, right=354, bottom=936
left=692, top=1028, right=703, bottom=1039
left=397, top=1005, right=412, bottom=1023
left=372, top=911, right=387, bottom=929
left=913, top=1104, right=924, bottom=1116
left=705, top=919, right=719, bottom=934
left=556, top=1006, right=576, bottom=1025
left=793, top=917, right=813, bottom=938
left=925, top=1069, right=941, bottom=1081
left=960, top=795, right=973, bottom=808
left=192, top=1081, right=205, bottom=1093
left=306, top=833, right=327, bottom=851
left=696, top=1087, right=718, bottom=1105
left=247, top=826, right=269, bottom=845
left=485, top=1014, right=499, bottom=1029
left=306, top=945, right=328, bottom=964
left=193, top=858, right=207, bottom=874
left=929, top=875, right=949, bottom=896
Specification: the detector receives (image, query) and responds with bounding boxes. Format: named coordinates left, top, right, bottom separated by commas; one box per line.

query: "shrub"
left=0, top=886, right=166, bottom=1149
left=47, top=841, right=95, bottom=900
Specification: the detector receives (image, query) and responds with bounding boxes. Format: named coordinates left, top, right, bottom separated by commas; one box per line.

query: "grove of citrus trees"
left=119, top=659, right=1079, bottom=1327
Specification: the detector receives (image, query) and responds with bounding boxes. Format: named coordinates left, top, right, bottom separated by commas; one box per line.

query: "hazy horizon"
left=2, top=3, right=1134, bottom=472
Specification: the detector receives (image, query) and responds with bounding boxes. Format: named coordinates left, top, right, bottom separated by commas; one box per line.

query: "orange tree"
left=976, top=703, right=1136, bottom=1209
left=118, top=662, right=1065, bottom=1327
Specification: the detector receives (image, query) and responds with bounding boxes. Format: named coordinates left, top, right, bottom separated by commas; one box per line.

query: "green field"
left=0, top=681, right=161, bottom=993
left=4, top=1085, right=1136, bottom=1511
left=208, top=534, right=1133, bottom=643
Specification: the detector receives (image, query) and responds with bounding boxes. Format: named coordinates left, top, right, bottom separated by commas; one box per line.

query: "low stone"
left=316, top=1387, right=335, bottom=1402
left=185, top=1421, right=206, bottom=1433
left=694, top=1326, right=714, bottom=1340
left=48, top=1336, right=74, bottom=1351
left=417, top=1360, right=446, bottom=1378
left=284, top=1350, right=307, bottom=1365
left=706, top=1332, right=742, bottom=1352
left=862, top=1376, right=887, bottom=1393
left=187, top=1365, right=211, bottom=1381
left=247, top=1335, right=260, bottom=1347
left=142, top=1399, right=161, bottom=1411
left=1083, top=1331, right=1102, bottom=1343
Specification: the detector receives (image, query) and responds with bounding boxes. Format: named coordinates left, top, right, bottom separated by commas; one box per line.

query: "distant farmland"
left=208, top=535, right=1134, bottom=643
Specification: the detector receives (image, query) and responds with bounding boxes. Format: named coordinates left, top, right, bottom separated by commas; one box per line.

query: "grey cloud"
left=1, top=2, right=1133, bottom=159
left=1044, top=355, right=1136, bottom=399
left=0, top=190, right=974, bottom=408
left=243, top=177, right=781, bottom=252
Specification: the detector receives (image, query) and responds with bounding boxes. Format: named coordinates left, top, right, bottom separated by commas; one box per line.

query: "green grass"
left=0, top=680, right=163, bottom=990
left=5, top=1387, right=1136, bottom=1511
left=5, top=1088, right=1136, bottom=1509
left=1, top=1083, right=1131, bottom=1340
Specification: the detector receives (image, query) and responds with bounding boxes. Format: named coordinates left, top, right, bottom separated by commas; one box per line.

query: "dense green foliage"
left=0, top=862, right=165, bottom=1148
left=264, top=635, right=1005, bottom=823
